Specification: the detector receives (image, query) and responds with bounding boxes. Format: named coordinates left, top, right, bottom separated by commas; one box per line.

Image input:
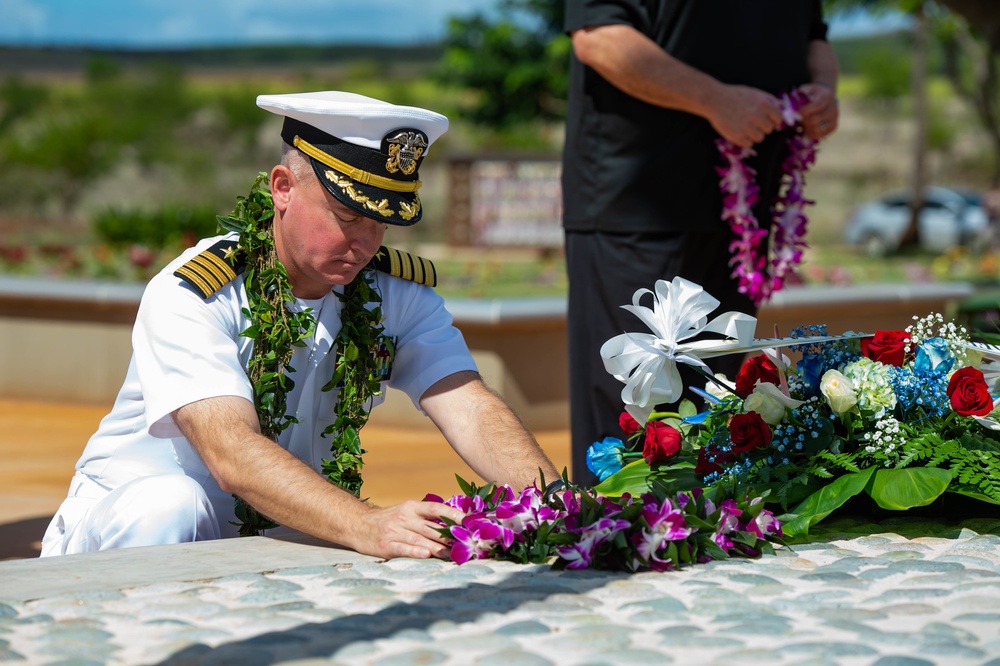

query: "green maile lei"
left=217, top=172, right=392, bottom=536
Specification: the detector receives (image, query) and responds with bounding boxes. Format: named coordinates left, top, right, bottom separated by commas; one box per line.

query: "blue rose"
left=586, top=437, right=626, bottom=482
left=798, top=352, right=824, bottom=394
left=914, top=337, right=954, bottom=375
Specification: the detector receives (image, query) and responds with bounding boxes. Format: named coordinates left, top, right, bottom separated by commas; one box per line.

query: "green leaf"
left=456, top=475, right=474, bottom=495
left=592, top=459, right=651, bottom=497
left=866, top=467, right=952, bottom=511
left=700, top=538, right=729, bottom=561
left=341, top=426, right=362, bottom=455
left=678, top=399, right=698, bottom=420
left=945, top=486, right=1000, bottom=505
left=647, top=461, right=701, bottom=496
left=779, top=468, right=875, bottom=538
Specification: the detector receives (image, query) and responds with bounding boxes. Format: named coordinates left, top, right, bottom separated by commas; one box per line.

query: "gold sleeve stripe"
left=175, top=264, right=215, bottom=298
left=185, top=257, right=226, bottom=292
left=387, top=247, right=408, bottom=281
left=189, top=255, right=232, bottom=289
left=422, top=255, right=437, bottom=286
left=369, top=245, right=437, bottom=287
left=196, top=250, right=238, bottom=283
left=393, top=247, right=423, bottom=284
left=174, top=239, right=244, bottom=299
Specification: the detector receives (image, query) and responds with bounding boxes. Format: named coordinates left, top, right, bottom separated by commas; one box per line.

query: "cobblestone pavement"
left=1, top=516, right=999, bottom=666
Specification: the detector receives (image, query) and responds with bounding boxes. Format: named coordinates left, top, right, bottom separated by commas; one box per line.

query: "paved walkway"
left=2, top=515, right=999, bottom=665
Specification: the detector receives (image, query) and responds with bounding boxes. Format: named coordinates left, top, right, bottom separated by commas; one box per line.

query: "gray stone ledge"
left=0, top=535, right=378, bottom=602
left=0, top=275, right=977, bottom=325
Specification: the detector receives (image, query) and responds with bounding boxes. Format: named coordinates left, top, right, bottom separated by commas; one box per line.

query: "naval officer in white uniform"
left=42, top=91, right=560, bottom=560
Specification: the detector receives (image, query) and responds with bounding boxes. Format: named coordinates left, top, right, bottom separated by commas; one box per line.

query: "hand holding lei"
left=716, top=89, right=818, bottom=305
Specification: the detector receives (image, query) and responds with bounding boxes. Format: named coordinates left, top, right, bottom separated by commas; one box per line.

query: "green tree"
left=0, top=77, right=49, bottom=135
left=0, top=57, right=196, bottom=218
left=856, top=45, right=912, bottom=100
left=435, top=0, right=569, bottom=129
left=1, top=91, right=120, bottom=217
left=826, top=0, right=934, bottom=246
left=827, top=0, right=1000, bottom=185
left=935, top=0, right=1000, bottom=186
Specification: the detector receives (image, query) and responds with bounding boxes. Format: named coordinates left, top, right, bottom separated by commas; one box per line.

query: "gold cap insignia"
left=384, top=131, right=428, bottom=176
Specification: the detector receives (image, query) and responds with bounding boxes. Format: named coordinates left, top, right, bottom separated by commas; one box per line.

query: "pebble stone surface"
left=2, top=516, right=999, bottom=665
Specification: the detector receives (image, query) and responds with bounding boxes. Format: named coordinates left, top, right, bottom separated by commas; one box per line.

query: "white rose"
left=743, top=382, right=804, bottom=425
left=820, top=369, right=858, bottom=415
left=705, top=374, right=735, bottom=401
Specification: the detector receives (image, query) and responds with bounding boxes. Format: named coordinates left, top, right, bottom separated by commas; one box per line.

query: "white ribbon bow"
left=600, top=277, right=757, bottom=424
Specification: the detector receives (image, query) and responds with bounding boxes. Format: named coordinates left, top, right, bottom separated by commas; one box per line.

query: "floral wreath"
left=596, top=276, right=1000, bottom=537
left=218, top=173, right=388, bottom=536
left=716, top=89, right=818, bottom=305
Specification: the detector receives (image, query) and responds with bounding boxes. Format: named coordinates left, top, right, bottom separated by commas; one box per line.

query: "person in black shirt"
left=562, top=0, right=840, bottom=485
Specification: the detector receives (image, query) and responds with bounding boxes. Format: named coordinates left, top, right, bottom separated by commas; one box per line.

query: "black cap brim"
left=308, top=157, right=422, bottom=226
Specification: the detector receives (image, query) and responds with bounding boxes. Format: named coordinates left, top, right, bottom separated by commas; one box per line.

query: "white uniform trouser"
left=40, top=472, right=221, bottom=557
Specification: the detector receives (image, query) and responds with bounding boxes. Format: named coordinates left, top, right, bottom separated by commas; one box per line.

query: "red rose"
left=948, top=366, right=994, bottom=417
left=729, top=411, right=772, bottom=453
left=642, top=421, right=682, bottom=464
left=861, top=330, right=910, bottom=367
left=695, top=444, right=735, bottom=477
left=735, top=354, right=780, bottom=398
left=619, top=411, right=642, bottom=437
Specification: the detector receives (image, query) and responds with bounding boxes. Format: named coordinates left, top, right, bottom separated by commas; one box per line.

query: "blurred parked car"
left=843, top=186, right=990, bottom=257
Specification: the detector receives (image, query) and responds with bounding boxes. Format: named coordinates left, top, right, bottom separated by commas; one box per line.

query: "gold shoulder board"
left=174, top=239, right=246, bottom=299
left=367, top=246, right=437, bottom=287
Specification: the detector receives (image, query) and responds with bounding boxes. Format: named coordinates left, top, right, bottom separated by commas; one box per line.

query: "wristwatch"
left=545, top=478, right=568, bottom=494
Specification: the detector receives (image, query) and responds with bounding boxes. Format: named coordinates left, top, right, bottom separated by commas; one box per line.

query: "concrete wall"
left=0, top=277, right=975, bottom=431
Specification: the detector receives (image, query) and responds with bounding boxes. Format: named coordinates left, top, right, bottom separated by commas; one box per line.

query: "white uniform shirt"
left=72, top=233, right=477, bottom=529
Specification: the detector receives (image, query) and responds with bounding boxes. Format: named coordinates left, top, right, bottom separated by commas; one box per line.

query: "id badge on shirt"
left=371, top=339, right=395, bottom=382
left=335, top=337, right=395, bottom=387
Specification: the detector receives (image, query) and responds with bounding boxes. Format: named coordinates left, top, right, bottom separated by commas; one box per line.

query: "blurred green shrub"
left=93, top=205, right=219, bottom=248
left=0, top=76, right=49, bottom=134
left=214, top=87, right=270, bottom=149
left=858, top=45, right=912, bottom=100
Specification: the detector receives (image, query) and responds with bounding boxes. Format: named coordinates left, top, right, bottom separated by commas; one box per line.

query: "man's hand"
left=706, top=85, right=785, bottom=149
left=175, top=395, right=468, bottom=561
left=796, top=82, right=839, bottom=141
left=352, top=500, right=467, bottom=560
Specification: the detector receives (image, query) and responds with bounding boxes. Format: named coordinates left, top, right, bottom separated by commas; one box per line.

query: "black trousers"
left=564, top=229, right=757, bottom=486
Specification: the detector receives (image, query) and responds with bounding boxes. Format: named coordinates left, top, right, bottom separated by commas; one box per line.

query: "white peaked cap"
left=256, top=91, right=449, bottom=151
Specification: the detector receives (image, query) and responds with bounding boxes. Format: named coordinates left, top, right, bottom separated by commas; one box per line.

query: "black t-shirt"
left=562, top=0, right=828, bottom=233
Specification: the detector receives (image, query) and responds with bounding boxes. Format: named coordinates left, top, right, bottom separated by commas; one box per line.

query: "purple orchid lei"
left=426, top=479, right=783, bottom=572
left=716, top=89, right=819, bottom=305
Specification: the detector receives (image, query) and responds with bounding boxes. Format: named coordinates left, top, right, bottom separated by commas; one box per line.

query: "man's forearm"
left=571, top=23, right=784, bottom=148
left=422, top=372, right=559, bottom=489
left=175, top=395, right=373, bottom=548
left=464, top=392, right=560, bottom=489
left=571, top=24, right=727, bottom=119
left=807, top=40, right=839, bottom=91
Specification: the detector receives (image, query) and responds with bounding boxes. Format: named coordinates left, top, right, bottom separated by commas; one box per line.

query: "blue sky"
left=0, top=0, right=911, bottom=48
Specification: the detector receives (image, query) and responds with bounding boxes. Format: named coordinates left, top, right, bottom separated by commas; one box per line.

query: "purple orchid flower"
left=557, top=516, right=631, bottom=569
left=715, top=499, right=743, bottom=535
left=743, top=509, right=783, bottom=539
left=449, top=516, right=515, bottom=564
left=632, top=496, right=694, bottom=571
left=713, top=532, right=734, bottom=554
